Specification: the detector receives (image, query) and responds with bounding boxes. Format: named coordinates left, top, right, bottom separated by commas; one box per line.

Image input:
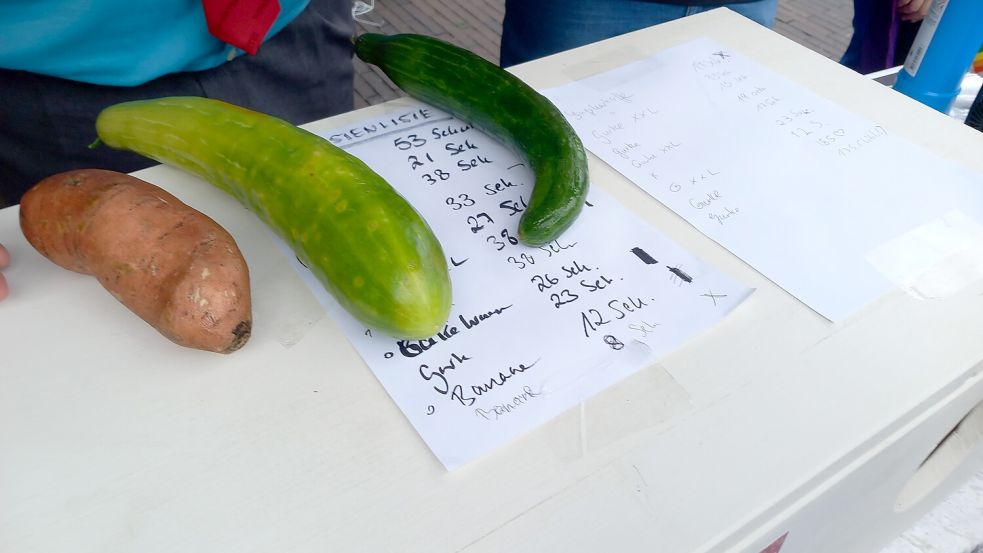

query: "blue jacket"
left=0, top=0, right=309, bottom=86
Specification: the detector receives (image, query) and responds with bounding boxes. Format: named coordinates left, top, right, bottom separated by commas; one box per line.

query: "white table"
left=4, top=9, right=983, bottom=553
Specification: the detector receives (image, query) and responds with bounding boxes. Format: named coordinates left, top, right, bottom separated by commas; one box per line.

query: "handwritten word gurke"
left=689, top=190, right=722, bottom=209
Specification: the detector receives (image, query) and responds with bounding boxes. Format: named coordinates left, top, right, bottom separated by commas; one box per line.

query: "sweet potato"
left=19, top=169, right=252, bottom=353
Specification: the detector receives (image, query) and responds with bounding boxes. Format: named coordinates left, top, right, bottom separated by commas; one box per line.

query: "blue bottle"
left=893, top=0, right=983, bottom=113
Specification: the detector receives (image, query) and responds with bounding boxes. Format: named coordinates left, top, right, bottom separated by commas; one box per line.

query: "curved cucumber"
left=355, top=33, right=589, bottom=247
left=96, top=97, right=451, bottom=339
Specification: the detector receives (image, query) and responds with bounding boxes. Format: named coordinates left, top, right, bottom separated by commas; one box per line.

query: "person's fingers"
left=0, top=272, right=7, bottom=302
left=899, top=0, right=931, bottom=20
left=912, top=0, right=932, bottom=20
left=896, top=0, right=914, bottom=8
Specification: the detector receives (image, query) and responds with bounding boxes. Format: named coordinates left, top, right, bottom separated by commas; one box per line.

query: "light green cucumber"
left=96, top=96, right=451, bottom=339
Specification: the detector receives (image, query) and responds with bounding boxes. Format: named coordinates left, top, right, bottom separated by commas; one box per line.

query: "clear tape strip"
left=866, top=210, right=983, bottom=300
left=352, top=0, right=384, bottom=27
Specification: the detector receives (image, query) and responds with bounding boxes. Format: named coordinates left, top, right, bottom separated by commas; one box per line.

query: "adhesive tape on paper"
left=559, top=44, right=650, bottom=83
left=866, top=210, right=983, bottom=300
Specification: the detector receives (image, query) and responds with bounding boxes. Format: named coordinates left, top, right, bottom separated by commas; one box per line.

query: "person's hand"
left=897, top=0, right=932, bottom=22
left=0, top=243, right=9, bottom=301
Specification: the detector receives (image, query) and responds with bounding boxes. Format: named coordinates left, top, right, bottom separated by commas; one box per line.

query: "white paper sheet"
left=285, top=103, right=751, bottom=469
left=543, top=37, right=983, bottom=321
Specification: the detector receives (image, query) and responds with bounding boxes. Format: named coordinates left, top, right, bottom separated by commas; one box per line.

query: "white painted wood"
left=2, top=9, right=983, bottom=553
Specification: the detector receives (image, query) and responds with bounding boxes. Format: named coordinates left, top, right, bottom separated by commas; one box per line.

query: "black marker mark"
left=668, top=266, right=693, bottom=283
left=450, top=257, right=469, bottom=267
left=364, top=329, right=373, bottom=337
left=631, top=247, right=658, bottom=265
left=713, top=50, right=731, bottom=60
left=507, top=163, right=526, bottom=170
left=603, top=335, right=625, bottom=350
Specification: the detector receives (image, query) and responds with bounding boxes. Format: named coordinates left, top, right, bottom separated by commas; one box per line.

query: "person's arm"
left=0, top=243, right=9, bottom=301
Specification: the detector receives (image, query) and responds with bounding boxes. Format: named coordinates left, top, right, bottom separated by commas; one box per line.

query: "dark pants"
left=0, top=0, right=355, bottom=207
left=500, top=0, right=777, bottom=68
left=840, top=0, right=922, bottom=74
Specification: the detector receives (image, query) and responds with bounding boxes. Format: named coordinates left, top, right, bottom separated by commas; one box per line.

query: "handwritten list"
left=544, top=37, right=983, bottom=321
left=286, top=102, right=751, bottom=469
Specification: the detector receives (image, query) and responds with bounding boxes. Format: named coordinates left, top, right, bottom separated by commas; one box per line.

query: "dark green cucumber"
left=96, top=97, right=451, bottom=339
left=355, top=33, right=589, bottom=247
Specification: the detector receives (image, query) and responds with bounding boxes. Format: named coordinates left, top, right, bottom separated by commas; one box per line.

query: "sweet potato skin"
left=20, top=169, right=251, bottom=353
